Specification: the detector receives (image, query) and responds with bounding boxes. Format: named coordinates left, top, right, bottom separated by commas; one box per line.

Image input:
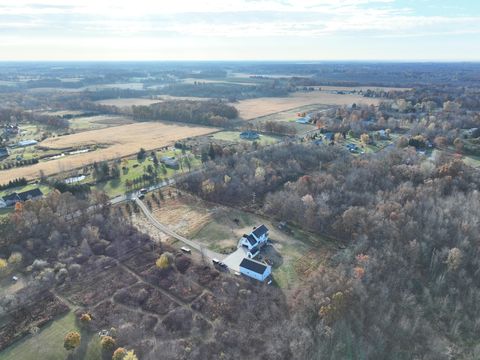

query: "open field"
left=0, top=122, right=218, bottom=183
left=82, top=82, right=145, bottom=91
left=0, top=183, right=51, bottom=198
left=234, top=91, right=383, bottom=120
left=94, top=98, right=162, bottom=107
left=211, top=131, right=280, bottom=145
left=0, top=311, right=102, bottom=360
left=68, top=115, right=134, bottom=131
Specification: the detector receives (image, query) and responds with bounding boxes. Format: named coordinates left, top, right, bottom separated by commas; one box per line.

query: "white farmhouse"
left=239, top=225, right=269, bottom=258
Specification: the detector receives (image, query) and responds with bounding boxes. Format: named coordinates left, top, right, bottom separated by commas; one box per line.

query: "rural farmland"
left=0, top=122, right=218, bottom=183
left=234, top=90, right=383, bottom=120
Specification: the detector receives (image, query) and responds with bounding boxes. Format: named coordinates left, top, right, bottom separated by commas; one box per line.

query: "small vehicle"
left=212, top=258, right=227, bottom=268
left=180, top=246, right=191, bottom=254
left=139, top=188, right=148, bottom=194
left=138, top=194, right=145, bottom=200
left=267, top=279, right=273, bottom=285
left=12, top=276, right=18, bottom=282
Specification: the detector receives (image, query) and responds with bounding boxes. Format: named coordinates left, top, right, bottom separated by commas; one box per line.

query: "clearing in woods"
left=234, top=91, right=383, bottom=120
left=0, top=122, right=218, bottom=183
left=138, top=191, right=334, bottom=289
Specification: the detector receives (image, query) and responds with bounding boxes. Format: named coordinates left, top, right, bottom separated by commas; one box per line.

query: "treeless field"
left=95, top=98, right=162, bottom=107
left=0, top=122, right=217, bottom=183
left=234, top=91, right=383, bottom=120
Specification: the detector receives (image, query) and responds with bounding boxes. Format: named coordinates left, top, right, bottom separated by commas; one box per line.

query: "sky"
left=0, top=0, right=479, bottom=61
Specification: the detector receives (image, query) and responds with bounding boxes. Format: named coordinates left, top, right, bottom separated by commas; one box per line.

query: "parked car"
left=139, top=188, right=148, bottom=194
left=212, top=258, right=227, bottom=268
left=180, top=246, right=191, bottom=254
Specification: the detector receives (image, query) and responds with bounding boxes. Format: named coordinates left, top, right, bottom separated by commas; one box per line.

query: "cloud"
left=0, top=0, right=478, bottom=60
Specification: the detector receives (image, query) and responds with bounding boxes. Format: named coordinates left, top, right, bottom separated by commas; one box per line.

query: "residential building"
left=160, top=156, right=179, bottom=169
left=239, top=131, right=260, bottom=140
left=2, top=188, right=43, bottom=206
left=0, top=147, right=8, bottom=159
left=239, top=225, right=269, bottom=258
left=239, top=258, right=272, bottom=281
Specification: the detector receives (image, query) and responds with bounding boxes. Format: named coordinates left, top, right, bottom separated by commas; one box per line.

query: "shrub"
left=156, top=253, right=170, bottom=269
left=79, top=313, right=92, bottom=324
left=0, top=258, right=8, bottom=273
left=64, top=331, right=81, bottom=351
left=8, top=252, right=22, bottom=265
left=101, top=335, right=116, bottom=350
left=124, top=350, right=138, bottom=360
left=112, top=347, right=127, bottom=360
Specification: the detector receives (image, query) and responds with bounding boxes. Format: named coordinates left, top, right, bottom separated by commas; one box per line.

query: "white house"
left=251, top=224, right=269, bottom=243
left=239, top=258, right=272, bottom=281
left=239, top=225, right=269, bottom=258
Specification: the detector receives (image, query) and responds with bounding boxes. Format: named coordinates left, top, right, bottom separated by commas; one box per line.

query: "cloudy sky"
left=0, top=0, right=479, bottom=61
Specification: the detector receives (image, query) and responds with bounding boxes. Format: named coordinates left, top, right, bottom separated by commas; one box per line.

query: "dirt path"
left=135, top=198, right=226, bottom=261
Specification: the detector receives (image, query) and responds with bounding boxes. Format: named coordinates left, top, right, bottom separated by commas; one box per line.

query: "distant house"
left=324, top=132, right=334, bottom=142
left=2, top=193, right=21, bottom=206
left=18, top=188, right=43, bottom=202
left=377, top=129, right=389, bottom=140
left=16, top=140, right=38, bottom=147
left=239, top=225, right=269, bottom=258
left=239, top=258, right=272, bottom=281
left=3, top=124, right=19, bottom=136
left=2, top=188, right=43, bottom=206
left=296, top=115, right=311, bottom=124
left=466, top=128, right=480, bottom=138
left=0, top=147, right=8, bottom=159
left=160, top=156, right=179, bottom=169
left=240, top=131, right=260, bottom=140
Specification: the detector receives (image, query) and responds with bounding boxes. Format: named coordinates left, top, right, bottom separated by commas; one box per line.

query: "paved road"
left=134, top=197, right=226, bottom=261
left=109, top=178, right=176, bottom=205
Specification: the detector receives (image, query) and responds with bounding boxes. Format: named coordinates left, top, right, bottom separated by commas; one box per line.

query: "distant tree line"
left=132, top=100, right=239, bottom=127
left=158, top=82, right=292, bottom=101
left=0, top=177, right=27, bottom=190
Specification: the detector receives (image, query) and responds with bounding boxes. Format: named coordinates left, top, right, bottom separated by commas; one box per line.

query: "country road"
left=134, top=197, right=226, bottom=261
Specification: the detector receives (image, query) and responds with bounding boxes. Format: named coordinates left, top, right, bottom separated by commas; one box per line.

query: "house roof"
left=240, top=258, right=268, bottom=274
left=252, top=224, right=268, bottom=238
left=246, top=234, right=257, bottom=246
left=18, top=188, right=43, bottom=201
left=3, top=193, right=20, bottom=202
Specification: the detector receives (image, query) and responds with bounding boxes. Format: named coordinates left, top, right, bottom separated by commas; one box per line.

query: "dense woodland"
left=0, top=193, right=291, bottom=360
left=179, top=141, right=480, bottom=359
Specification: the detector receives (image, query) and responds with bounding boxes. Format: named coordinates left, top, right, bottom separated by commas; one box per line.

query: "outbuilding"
left=239, top=258, right=272, bottom=281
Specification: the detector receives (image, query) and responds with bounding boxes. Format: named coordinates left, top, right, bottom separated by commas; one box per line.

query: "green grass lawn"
left=0, top=184, right=51, bottom=198
left=0, top=208, right=13, bottom=218
left=0, top=311, right=102, bottom=360
left=92, top=149, right=201, bottom=198
left=212, top=131, right=280, bottom=145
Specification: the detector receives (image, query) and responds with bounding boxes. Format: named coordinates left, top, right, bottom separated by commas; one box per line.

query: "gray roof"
left=252, top=224, right=268, bottom=238
left=240, top=258, right=267, bottom=274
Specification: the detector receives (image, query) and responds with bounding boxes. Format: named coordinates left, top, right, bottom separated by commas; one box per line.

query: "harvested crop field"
left=95, top=98, right=162, bottom=107
left=0, top=122, right=217, bottom=183
left=234, top=91, right=383, bottom=120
